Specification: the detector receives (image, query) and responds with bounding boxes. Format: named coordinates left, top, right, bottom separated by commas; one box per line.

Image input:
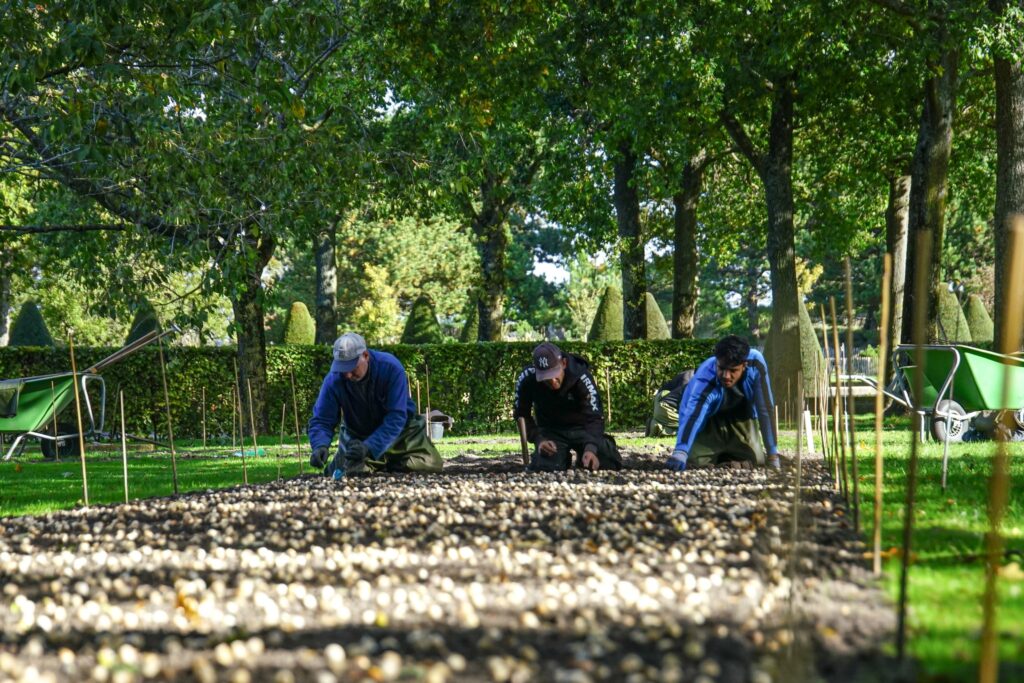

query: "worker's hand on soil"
left=310, top=446, right=330, bottom=469
left=538, top=440, right=558, bottom=456
left=666, top=449, right=688, bottom=472
left=346, top=439, right=370, bottom=462
left=581, top=450, right=599, bottom=470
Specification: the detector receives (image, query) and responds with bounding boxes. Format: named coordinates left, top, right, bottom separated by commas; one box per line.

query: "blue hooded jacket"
left=673, top=349, right=778, bottom=456
left=307, top=350, right=417, bottom=458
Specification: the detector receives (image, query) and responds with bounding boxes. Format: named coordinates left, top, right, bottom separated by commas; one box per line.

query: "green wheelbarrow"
left=0, top=327, right=176, bottom=460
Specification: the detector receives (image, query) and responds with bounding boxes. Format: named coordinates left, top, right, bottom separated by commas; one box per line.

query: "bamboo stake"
left=978, top=220, right=1024, bottom=682
left=787, top=369, right=805, bottom=660
left=897, top=229, right=933, bottom=661
left=231, top=385, right=237, bottom=453
left=68, top=331, right=89, bottom=506
left=157, top=336, right=179, bottom=496
left=120, top=390, right=129, bottom=504
left=290, top=369, right=303, bottom=475
left=201, top=386, right=207, bottom=450
left=424, top=363, right=432, bottom=439
left=415, top=379, right=421, bottom=414
left=844, top=257, right=861, bottom=534
left=50, top=380, right=59, bottom=462
left=873, top=254, right=893, bottom=576
left=819, top=305, right=836, bottom=476
left=245, top=379, right=258, bottom=485
left=233, top=358, right=242, bottom=439
left=278, top=403, right=286, bottom=480
left=604, top=367, right=613, bottom=425
left=830, top=297, right=849, bottom=501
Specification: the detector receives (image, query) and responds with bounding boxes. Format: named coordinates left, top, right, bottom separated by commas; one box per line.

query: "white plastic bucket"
left=429, top=422, right=444, bottom=440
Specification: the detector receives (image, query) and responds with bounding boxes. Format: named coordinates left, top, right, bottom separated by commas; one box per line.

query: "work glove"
left=345, top=439, right=370, bottom=463
left=666, top=449, right=688, bottom=472
left=310, top=446, right=330, bottom=470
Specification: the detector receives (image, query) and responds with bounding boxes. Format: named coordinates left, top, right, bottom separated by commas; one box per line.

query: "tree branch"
left=0, top=224, right=130, bottom=234
left=719, top=110, right=764, bottom=172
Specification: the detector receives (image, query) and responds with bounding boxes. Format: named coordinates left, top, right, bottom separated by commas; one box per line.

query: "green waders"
left=688, top=412, right=766, bottom=468
left=645, top=389, right=680, bottom=437
left=342, top=413, right=443, bottom=474
left=528, top=426, right=622, bottom=472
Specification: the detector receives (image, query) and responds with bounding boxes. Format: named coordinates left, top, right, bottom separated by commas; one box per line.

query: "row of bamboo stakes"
left=782, top=224, right=1021, bottom=679
left=57, top=223, right=1022, bottom=678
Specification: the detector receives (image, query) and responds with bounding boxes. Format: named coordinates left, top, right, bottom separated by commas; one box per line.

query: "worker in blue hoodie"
left=667, top=335, right=781, bottom=471
left=308, top=332, right=442, bottom=475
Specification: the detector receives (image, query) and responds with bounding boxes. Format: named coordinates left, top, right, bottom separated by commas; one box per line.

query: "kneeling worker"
left=667, top=335, right=780, bottom=472
left=514, top=342, right=622, bottom=471
left=645, top=368, right=695, bottom=437
left=308, top=332, right=442, bottom=475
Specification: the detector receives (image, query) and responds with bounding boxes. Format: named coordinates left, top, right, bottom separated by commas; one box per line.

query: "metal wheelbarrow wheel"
left=931, top=399, right=968, bottom=443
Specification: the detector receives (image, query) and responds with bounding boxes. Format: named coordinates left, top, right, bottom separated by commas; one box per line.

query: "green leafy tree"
left=459, top=297, right=480, bottom=343
left=644, top=293, right=670, bottom=340
left=8, top=301, right=54, bottom=347
left=401, top=296, right=444, bottom=345
left=964, top=294, right=994, bottom=344
left=125, top=299, right=161, bottom=344
left=282, top=302, right=315, bottom=345
left=934, top=287, right=972, bottom=343
left=588, top=286, right=624, bottom=342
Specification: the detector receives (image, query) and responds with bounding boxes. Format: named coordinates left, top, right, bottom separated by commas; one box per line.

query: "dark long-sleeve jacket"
left=307, top=350, right=416, bottom=458
left=673, top=349, right=778, bottom=456
left=513, top=353, right=605, bottom=453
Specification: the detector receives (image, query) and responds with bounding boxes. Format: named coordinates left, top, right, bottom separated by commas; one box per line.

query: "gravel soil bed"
left=0, top=449, right=896, bottom=682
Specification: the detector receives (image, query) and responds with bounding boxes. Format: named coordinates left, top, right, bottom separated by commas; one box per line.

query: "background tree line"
left=2, top=0, right=1022, bottom=429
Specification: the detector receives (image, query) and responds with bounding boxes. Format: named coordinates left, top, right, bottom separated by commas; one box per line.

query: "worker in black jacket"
left=513, top=342, right=622, bottom=471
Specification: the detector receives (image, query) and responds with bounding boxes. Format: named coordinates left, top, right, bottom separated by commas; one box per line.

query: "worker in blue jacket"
left=666, top=335, right=781, bottom=471
left=308, top=332, right=442, bottom=475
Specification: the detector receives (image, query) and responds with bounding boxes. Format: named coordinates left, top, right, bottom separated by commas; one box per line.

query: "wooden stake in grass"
left=290, top=369, right=303, bottom=475
left=424, top=363, right=432, bottom=439
left=67, top=330, right=89, bottom=507
left=978, top=220, right=1024, bottom=683
left=231, top=384, right=237, bottom=453
left=119, top=389, right=129, bottom=504
left=844, top=257, right=861, bottom=534
left=157, top=336, right=179, bottom=496
left=819, top=305, right=835, bottom=476
left=201, top=386, right=207, bottom=450
left=278, top=402, right=286, bottom=480
left=415, top=379, right=421, bottom=414
left=245, top=379, right=258, bottom=485
left=516, top=417, right=530, bottom=467
left=50, top=380, right=59, bottom=462
left=897, top=229, right=933, bottom=661
left=830, top=297, right=849, bottom=501
left=873, top=253, right=893, bottom=577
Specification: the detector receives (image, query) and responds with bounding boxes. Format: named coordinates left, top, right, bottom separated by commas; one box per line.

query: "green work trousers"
left=689, top=414, right=766, bottom=468
left=341, top=413, right=443, bottom=474
left=645, top=390, right=679, bottom=437
left=529, top=426, right=622, bottom=472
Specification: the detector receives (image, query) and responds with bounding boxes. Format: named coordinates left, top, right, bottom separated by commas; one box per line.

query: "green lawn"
left=1, top=421, right=1022, bottom=678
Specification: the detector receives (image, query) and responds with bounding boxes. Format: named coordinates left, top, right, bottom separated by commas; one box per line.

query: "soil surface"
left=0, top=446, right=896, bottom=682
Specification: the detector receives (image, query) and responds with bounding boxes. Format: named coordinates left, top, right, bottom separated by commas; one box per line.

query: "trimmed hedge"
left=8, top=301, right=54, bottom=347
left=282, top=302, right=316, bottom=345
left=125, top=299, right=161, bottom=344
left=0, top=339, right=715, bottom=438
left=401, top=295, right=444, bottom=344
left=963, top=294, right=994, bottom=344
left=588, top=285, right=624, bottom=341
left=644, top=293, right=670, bottom=340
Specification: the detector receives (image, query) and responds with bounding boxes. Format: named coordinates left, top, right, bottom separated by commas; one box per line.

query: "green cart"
left=0, top=328, right=174, bottom=460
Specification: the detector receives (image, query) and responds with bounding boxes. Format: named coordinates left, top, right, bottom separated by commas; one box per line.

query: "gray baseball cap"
left=331, top=332, right=367, bottom=373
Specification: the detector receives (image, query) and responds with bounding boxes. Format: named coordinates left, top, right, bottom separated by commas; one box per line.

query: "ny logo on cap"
left=537, top=356, right=549, bottom=368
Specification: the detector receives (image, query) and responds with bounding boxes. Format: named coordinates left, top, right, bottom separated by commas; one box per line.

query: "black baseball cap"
left=533, top=342, right=564, bottom=381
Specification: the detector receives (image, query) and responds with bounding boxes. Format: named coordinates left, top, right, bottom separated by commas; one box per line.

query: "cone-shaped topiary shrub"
left=934, top=286, right=972, bottom=343
left=282, top=301, right=316, bottom=345
left=8, top=301, right=54, bottom=347
left=459, top=297, right=480, bottom=343
left=644, top=292, right=670, bottom=340
left=401, top=295, right=444, bottom=344
left=963, top=294, right=993, bottom=344
left=588, top=285, right=624, bottom=341
left=125, top=299, right=162, bottom=344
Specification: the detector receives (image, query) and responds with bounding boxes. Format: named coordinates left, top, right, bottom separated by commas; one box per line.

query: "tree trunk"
left=314, top=221, right=338, bottom=344
left=886, top=173, right=911, bottom=346
left=233, top=234, right=275, bottom=435
left=672, top=150, right=708, bottom=339
left=902, top=50, right=958, bottom=343
left=760, top=87, right=802, bottom=411
left=0, top=268, right=10, bottom=346
left=992, top=0, right=1024, bottom=347
left=473, top=177, right=509, bottom=342
left=613, top=141, right=646, bottom=340
left=745, top=263, right=761, bottom=340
